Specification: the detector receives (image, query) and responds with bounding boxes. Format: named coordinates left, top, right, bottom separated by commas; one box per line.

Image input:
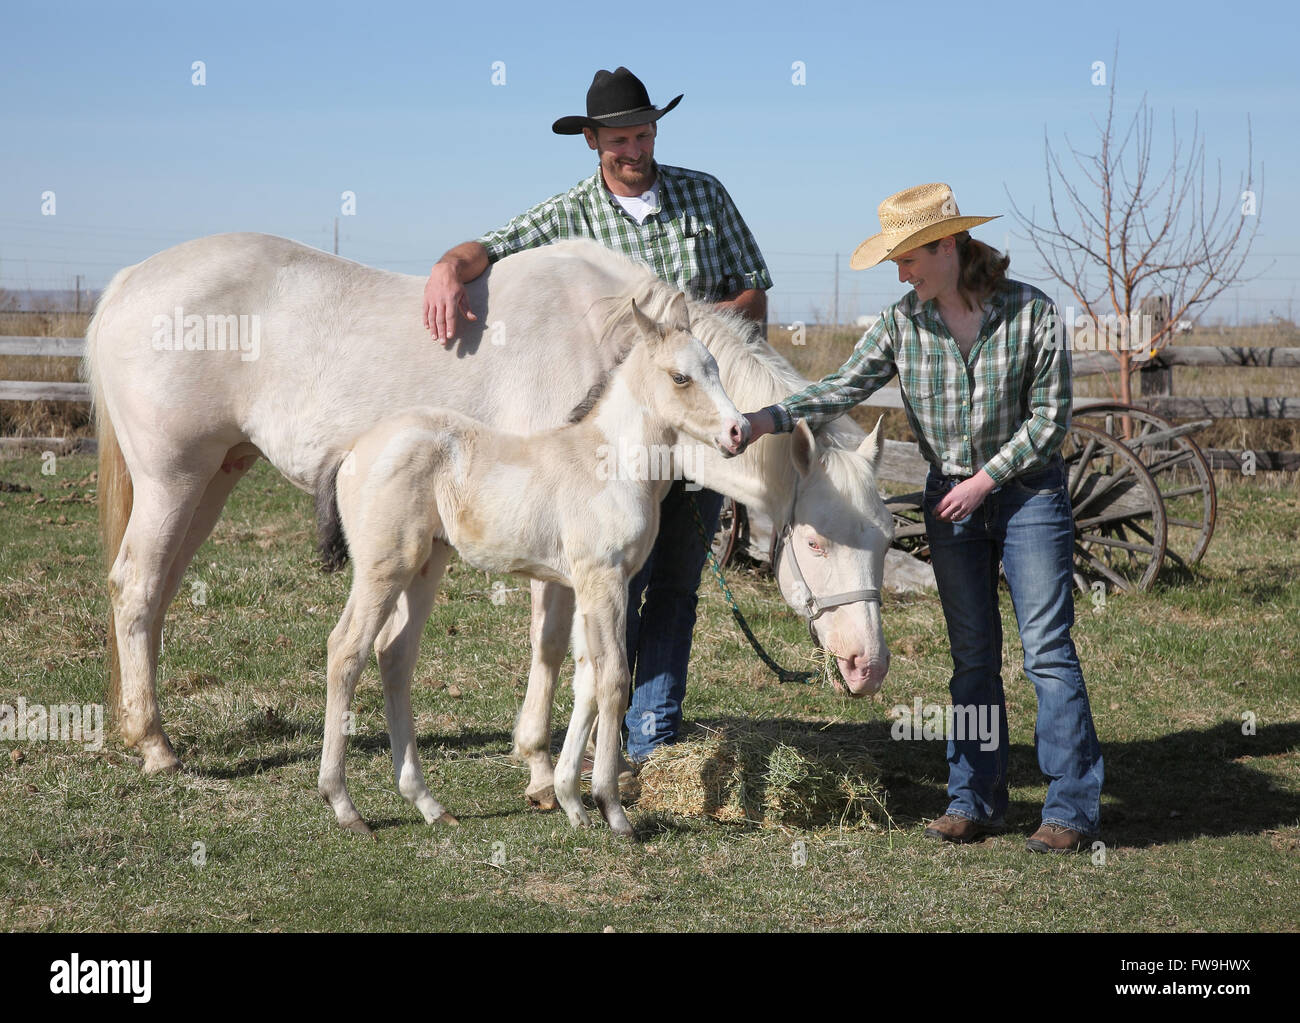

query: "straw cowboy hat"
left=850, top=183, right=1000, bottom=270
left=552, top=67, right=683, bottom=135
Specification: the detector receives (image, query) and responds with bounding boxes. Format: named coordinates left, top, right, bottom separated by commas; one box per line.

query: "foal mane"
left=544, top=240, right=881, bottom=513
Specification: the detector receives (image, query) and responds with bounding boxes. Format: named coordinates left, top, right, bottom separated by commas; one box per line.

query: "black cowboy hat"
left=552, top=67, right=683, bottom=135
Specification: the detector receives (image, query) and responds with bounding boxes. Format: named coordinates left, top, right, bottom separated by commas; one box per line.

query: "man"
left=423, top=67, right=772, bottom=763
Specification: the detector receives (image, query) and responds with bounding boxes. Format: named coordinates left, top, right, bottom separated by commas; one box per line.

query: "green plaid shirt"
left=478, top=163, right=772, bottom=301
left=772, top=281, right=1072, bottom=484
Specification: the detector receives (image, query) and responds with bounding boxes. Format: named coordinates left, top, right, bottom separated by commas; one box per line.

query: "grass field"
left=1, top=450, right=1296, bottom=932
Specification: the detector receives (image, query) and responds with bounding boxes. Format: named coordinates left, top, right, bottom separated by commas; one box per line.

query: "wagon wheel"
left=711, top=496, right=746, bottom=568
left=885, top=492, right=931, bottom=561
left=1063, top=422, right=1168, bottom=594
left=1072, top=401, right=1217, bottom=568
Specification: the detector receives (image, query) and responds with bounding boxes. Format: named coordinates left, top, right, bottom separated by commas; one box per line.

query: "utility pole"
left=334, top=217, right=339, bottom=256
left=75, top=274, right=82, bottom=314
left=833, top=253, right=839, bottom=327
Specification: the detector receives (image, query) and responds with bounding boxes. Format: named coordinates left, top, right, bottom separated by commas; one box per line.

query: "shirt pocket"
left=900, top=359, right=945, bottom=408
left=672, top=215, right=712, bottom=295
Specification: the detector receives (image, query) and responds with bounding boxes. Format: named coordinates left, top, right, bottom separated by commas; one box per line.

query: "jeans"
left=623, top=481, right=724, bottom=762
left=922, top=457, right=1104, bottom=835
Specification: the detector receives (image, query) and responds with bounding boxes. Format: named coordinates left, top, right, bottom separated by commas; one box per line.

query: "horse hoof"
left=142, top=753, right=182, bottom=775
left=609, top=819, right=635, bottom=839
left=340, top=818, right=374, bottom=839
left=526, top=785, right=557, bottom=811
left=434, top=812, right=459, bottom=827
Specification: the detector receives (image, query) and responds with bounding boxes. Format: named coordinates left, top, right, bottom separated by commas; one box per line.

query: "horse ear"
left=857, top=415, right=885, bottom=475
left=630, top=298, right=661, bottom=345
left=791, top=419, right=820, bottom=478
left=667, top=291, right=691, bottom=332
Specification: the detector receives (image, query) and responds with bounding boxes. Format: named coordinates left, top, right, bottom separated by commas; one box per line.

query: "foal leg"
left=514, top=580, right=575, bottom=810
left=319, top=573, right=406, bottom=835
left=568, top=569, right=634, bottom=837
left=375, top=542, right=458, bottom=826
left=553, top=613, right=596, bottom=830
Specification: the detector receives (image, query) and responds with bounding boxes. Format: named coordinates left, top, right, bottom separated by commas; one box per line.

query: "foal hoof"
left=526, top=785, right=558, bottom=811
left=340, top=818, right=375, bottom=839
left=597, top=801, right=635, bottom=839
left=141, top=746, right=182, bottom=775
left=434, top=812, right=460, bottom=827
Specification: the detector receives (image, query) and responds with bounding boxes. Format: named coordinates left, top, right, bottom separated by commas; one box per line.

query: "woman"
left=744, top=183, right=1103, bottom=853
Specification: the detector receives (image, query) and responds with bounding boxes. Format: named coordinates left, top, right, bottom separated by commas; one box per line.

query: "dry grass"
left=0, top=311, right=92, bottom=442
left=635, top=722, right=888, bottom=829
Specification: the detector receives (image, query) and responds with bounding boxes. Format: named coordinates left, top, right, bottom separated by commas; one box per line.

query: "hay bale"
left=635, top=724, right=886, bottom=829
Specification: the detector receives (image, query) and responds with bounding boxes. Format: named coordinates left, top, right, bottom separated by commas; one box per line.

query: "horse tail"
left=84, top=264, right=138, bottom=717
left=315, top=453, right=350, bottom=573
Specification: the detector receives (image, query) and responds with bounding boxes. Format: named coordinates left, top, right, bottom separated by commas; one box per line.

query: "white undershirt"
left=612, top=184, right=660, bottom=225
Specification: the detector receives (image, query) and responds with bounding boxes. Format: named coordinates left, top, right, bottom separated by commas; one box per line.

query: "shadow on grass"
left=627, top=715, right=1300, bottom=847
left=192, top=716, right=513, bottom=780
left=187, top=710, right=1299, bottom=848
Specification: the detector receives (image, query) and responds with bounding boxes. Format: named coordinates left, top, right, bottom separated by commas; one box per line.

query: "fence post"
left=1138, top=294, right=1173, bottom=397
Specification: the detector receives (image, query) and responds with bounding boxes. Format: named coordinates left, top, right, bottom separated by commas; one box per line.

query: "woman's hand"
left=738, top=408, right=776, bottom=452
left=934, top=470, right=997, bottom=522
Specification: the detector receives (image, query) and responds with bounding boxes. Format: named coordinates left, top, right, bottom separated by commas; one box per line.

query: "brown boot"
left=1026, top=823, right=1091, bottom=853
left=923, top=814, right=1003, bottom=844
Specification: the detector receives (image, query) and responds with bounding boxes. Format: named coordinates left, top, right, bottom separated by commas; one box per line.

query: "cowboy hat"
left=850, top=183, right=999, bottom=270
left=552, top=67, right=683, bottom=135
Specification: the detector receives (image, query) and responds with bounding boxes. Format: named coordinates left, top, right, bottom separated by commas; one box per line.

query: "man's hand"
left=423, top=264, right=477, bottom=346
left=934, top=469, right=997, bottom=522
left=423, top=242, right=489, bottom=346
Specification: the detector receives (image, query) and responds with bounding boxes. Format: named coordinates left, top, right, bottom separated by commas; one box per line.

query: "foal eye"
left=670, top=372, right=690, bottom=386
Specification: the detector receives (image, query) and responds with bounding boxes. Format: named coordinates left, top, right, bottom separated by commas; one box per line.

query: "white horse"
left=318, top=296, right=744, bottom=837
left=84, top=233, right=893, bottom=786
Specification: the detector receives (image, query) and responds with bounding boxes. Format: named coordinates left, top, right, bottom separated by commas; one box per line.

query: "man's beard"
left=607, top=157, right=654, bottom=190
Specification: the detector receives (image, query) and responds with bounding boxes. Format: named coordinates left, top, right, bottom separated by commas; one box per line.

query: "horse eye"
left=671, top=372, right=690, bottom=386
left=807, top=538, right=825, bottom=554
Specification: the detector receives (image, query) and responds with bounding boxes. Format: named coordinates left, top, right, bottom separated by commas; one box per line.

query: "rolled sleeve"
left=478, top=197, right=564, bottom=263
left=773, top=318, right=897, bottom=433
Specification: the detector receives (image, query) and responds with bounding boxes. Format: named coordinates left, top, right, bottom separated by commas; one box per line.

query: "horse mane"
left=538, top=241, right=879, bottom=508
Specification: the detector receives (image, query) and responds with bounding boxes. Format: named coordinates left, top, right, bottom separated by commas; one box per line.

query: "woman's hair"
left=924, top=231, right=1010, bottom=308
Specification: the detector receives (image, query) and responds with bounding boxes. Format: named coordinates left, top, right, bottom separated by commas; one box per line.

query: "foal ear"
left=790, top=419, right=820, bottom=478
left=857, top=415, right=886, bottom=476
left=667, top=291, right=691, bottom=332
left=630, top=298, right=661, bottom=345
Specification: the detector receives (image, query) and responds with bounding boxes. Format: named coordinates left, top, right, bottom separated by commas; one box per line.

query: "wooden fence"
left=3, top=336, right=1299, bottom=470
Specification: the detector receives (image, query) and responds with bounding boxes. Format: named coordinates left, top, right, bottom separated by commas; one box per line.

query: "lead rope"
left=690, top=498, right=821, bottom=685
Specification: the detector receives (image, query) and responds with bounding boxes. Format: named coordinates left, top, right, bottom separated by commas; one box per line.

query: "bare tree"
left=1008, top=50, right=1262, bottom=404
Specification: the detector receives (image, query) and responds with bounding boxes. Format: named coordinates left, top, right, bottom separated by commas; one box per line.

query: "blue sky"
left=1, top=0, right=1295, bottom=325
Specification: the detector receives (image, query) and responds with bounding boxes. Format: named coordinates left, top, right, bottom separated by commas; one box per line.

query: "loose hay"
left=635, top=723, right=888, bottom=829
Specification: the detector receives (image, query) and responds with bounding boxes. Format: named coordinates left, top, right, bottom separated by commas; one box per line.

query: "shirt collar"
left=911, top=286, right=1007, bottom=337
left=591, top=161, right=663, bottom=213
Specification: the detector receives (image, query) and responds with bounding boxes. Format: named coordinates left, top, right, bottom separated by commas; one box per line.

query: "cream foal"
left=314, top=295, right=745, bottom=838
